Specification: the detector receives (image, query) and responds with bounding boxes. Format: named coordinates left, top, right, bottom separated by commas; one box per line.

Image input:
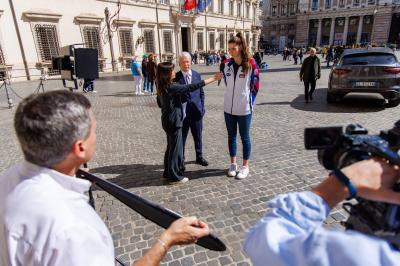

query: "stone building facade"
left=261, top=0, right=400, bottom=50
left=0, top=0, right=261, bottom=81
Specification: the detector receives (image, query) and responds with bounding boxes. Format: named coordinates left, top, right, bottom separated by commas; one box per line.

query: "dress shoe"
left=196, top=157, right=209, bottom=166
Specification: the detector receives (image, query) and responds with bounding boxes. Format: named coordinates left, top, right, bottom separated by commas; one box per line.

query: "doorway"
left=181, top=27, right=190, bottom=52
left=389, top=13, right=400, bottom=46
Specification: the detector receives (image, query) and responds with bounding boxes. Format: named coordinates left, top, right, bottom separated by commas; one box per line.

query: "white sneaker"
left=236, top=166, right=249, bottom=179
left=227, top=163, right=238, bottom=177
left=170, top=177, right=189, bottom=184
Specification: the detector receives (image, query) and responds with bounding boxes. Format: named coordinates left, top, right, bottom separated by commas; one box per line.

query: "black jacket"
left=300, top=55, right=321, bottom=82
left=157, top=81, right=205, bottom=130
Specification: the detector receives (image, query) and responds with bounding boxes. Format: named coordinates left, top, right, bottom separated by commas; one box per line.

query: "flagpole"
left=156, top=0, right=162, bottom=61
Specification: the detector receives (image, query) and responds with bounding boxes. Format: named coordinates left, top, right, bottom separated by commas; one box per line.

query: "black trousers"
left=163, top=126, right=185, bottom=181
left=304, top=80, right=316, bottom=101
left=182, top=116, right=203, bottom=160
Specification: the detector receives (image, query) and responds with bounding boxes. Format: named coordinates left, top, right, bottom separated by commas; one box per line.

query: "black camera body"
left=304, top=121, right=400, bottom=248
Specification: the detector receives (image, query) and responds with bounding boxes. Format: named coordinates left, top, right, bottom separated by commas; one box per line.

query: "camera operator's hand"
left=159, top=216, right=210, bottom=249
left=342, top=158, right=400, bottom=205
left=313, top=158, right=400, bottom=208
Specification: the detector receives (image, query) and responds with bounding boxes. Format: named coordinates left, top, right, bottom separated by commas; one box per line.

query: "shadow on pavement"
left=99, top=75, right=132, bottom=81
left=89, top=163, right=226, bottom=189
left=257, top=88, right=388, bottom=113
left=101, top=91, right=136, bottom=97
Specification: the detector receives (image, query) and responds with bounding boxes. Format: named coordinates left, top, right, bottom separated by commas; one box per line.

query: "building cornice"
left=113, top=17, right=136, bottom=27
left=74, top=13, right=103, bottom=24
left=159, top=22, right=175, bottom=28
left=23, top=9, right=62, bottom=22
left=138, top=21, right=157, bottom=27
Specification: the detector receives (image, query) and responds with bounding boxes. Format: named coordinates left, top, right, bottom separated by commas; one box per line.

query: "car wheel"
left=326, top=92, right=336, bottom=103
left=388, top=99, right=400, bottom=107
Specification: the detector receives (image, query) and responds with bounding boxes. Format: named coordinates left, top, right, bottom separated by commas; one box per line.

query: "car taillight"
left=384, top=67, right=400, bottom=74
left=333, top=68, right=350, bottom=76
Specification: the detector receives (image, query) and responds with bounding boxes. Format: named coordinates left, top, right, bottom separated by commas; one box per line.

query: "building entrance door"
left=181, top=27, right=190, bottom=52
left=389, top=13, right=400, bottom=47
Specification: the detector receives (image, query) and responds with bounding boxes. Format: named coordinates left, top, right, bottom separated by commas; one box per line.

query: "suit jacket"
left=175, top=70, right=205, bottom=119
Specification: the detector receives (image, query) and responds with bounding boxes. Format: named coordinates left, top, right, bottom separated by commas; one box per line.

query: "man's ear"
left=71, top=140, right=86, bottom=159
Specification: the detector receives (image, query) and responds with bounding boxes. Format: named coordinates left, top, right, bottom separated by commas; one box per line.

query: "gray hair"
left=309, top=47, right=317, bottom=53
left=14, top=90, right=92, bottom=168
left=178, top=52, right=192, bottom=62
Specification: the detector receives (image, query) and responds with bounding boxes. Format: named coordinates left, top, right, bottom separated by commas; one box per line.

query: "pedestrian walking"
left=130, top=56, right=143, bottom=95
left=156, top=62, right=222, bottom=183
left=299, top=48, right=321, bottom=103
left=299, top=49, right=304, bottom=64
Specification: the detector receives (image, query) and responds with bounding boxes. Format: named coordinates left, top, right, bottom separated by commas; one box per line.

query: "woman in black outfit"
left=156, top=62, right=222, bottom=184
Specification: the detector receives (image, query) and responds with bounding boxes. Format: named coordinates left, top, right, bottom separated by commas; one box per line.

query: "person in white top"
left=0, top=90, right=210, bottom=266
left=221, top=32, right=260, bottom=180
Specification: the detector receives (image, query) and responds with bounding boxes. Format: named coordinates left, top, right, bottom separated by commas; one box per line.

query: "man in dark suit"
left=175, top=52, right=209, bottom=168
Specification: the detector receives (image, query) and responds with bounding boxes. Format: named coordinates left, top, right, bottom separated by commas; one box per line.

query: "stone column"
left=343, top=16, right=349, bottom=45
left=329, top=17, right=335, bottom=45
left=316, top=19, right=322, bottom=47
left=356, top=16, right=363, bottom=44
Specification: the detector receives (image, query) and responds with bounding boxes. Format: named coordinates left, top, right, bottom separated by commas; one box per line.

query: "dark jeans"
left=163, top=126, right=185, bottom=181
left=147, top=80, right=155, bottom=93
left=304, top=80, right=316, bottom=101
left=143, top=75, right=148, bottom=90
left=224, top=112, right=252, bottom=160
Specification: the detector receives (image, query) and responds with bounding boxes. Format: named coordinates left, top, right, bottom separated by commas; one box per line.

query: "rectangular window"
left=34, top=24, right=60, bottom=75
left=230, top=1, right=234, bottom=15
left=253, top=5, right=257, bottom=20
left=83, top=26, right=103, bottom=57
left=159, top=0, right=169, bottom=4
left=237, top=3, right=242, bottom=17
left=289, top=4, right=295, bottom=14
left=339, top=0, right=345, bottom=7
left=325, top=0, right=331, bottom=8
left=272, top=6, right=277, bottom=15
left=311, top=0, right=318, bottom=10
left=281, top=5, right=286, bottom=15
left=144, top=29, right=155, bottom=53
left=163, top=31, right=173, bottom=53
left=245, top=32, right=250, bottom=46
left=197, top=32, right=204, bottom=50
left=219, top=32, right=225, bottom=50
left=209, top=32, right=215, bottom=50
left=119, top=29, right=133, bottom=56
left=368, top=0, right=375, bottom=5
left=353, top=0, right=360, bottom=6
left=218, top=0, right=224, bottom=14
left=246, top=4, right=250, bottom=18
left=208, top=0, right=214, bottom=12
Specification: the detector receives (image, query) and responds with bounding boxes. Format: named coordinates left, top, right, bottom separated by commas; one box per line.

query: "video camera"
left=52, top=44, right=99, bottom=90
left=304, top=121, right=400, bottom=248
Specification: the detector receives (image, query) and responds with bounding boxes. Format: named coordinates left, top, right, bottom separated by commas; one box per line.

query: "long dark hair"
left=156, top=62, right=175, bottom=96
left=228, top=32, right=250, bottom=74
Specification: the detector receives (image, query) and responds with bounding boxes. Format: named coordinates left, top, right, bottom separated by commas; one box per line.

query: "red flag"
left=184, top=0, right=196, bottom=10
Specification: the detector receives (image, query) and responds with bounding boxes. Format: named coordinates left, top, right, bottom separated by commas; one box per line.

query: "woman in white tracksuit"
left=221, top=32, right=260, bottom=179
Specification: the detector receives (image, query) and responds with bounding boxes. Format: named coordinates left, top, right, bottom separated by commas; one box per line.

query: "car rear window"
left=341, top=53, right=398, bottom=65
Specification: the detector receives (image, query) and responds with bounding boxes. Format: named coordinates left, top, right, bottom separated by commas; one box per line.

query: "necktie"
left=185, top=74, right=190, bottom=84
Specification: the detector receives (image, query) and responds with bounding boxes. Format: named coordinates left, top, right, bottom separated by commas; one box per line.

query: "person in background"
left=130, top=56, right=143, bottom=95
left=300, top=47, right=321, bottom=103
left=156, top=62, right=222, bottom=184
left=147, top=54, right=157, bottom=96
left=141, top=55, right=149, bottom=93
left=299, top=48, right=304, bottom=64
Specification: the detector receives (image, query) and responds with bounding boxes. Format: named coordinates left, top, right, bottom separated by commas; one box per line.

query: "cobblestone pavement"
left=1, top=54, right=400, bottom=265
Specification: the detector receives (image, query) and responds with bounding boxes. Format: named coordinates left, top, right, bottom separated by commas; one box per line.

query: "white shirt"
left=182, top=69, right=192, bottom=84
left=0, top=161, right=115, bottom=266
